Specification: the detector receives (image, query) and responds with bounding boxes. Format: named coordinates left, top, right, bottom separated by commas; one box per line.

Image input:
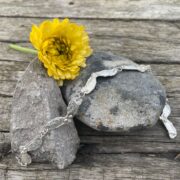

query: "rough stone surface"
left=10, top=59, right=79, bottom=169
left=62, top=52, right=166, bottom=132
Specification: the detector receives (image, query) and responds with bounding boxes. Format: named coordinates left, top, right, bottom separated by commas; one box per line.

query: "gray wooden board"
left=1, top=16, right=180, bottom=63
left=0, top=0, right=180, bottom=179
left=0, top=0, right=180, bottom=20
left=0, top=154, right=179, bottom=180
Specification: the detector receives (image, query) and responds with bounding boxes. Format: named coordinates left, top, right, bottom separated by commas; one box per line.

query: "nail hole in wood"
left=69, top=1, right=74, bottom=5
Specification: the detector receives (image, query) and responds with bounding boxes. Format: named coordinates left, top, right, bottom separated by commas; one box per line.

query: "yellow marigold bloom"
left=30, top=18, right=92, bottom=85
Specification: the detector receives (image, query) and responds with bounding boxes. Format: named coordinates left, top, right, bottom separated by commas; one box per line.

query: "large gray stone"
left=62, top=52, right=166, bottom=132
left=10, top=59, right=79, bottom=169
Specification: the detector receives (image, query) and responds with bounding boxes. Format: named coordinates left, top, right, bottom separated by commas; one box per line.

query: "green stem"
left=9, top=44, right=38, bottom=55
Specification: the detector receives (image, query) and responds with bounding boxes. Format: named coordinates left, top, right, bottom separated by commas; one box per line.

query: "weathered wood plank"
left=0, top=0, right=180, bottom=20
left=0, top=97, right=12, bottom=131
left=2, top=73, right=179, bottom=95
left=79, top=141, right=180, bottom=154
left=1, top=60, right=180, bottom=76
left=0, top=57, right=180, bottom=96
left=1, top=17, right=180, bottom=63
left=0, top=154, right=179, bottom=180
left=0, top=129, right=180, bottom=155
left=0, top=71, right=24, bottom=81
left=0, top=42, right=34, bottom=62
left=0, top=81, right=16, bottom=97
left=0, top=97, right=179, bottom=154
left=158, top=76, right=180, bottom=94
left=1, top=18, right=180, bottom=43
left=0, top=1, right=179, bottom=179
left=2, top=38, right=180, bottom=64
left=0, top=95, right=179, bottom=151
left=2, top=37, right=180, bottom=63
left=0, top=111, right=180, bottom=142
left=4, top=170, right=70, bottom=180
left=78, top=118, right=180, bottom=143
left=151, top=64, right=180, bottom=76
left=0, top=60, right=28, bottom=71
left=0, top=61, right=179, bottom=153
left=1, top=69, right=180, bottom=93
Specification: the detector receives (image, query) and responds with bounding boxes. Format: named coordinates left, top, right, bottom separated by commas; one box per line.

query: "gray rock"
left=62, top=52, right=166, bottom=132
left=10, top=59, right=79, bottom=169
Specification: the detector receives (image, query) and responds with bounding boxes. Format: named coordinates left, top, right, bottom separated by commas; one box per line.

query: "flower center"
left=42, top=38, right=72, bottom=60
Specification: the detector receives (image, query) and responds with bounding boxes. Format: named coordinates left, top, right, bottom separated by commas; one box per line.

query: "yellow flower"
left=30, top=18, right=92, bottom=85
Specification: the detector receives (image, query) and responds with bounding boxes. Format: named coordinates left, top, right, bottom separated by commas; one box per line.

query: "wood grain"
left=1, top=17, right=180, bottom=63
left=0, top=0, right=180, bottom=20
left=0, top=99, right=180, bottom=154
left=0, top=154, right=179, bottom=180
left=1, top=18, right=180, bottom=42
left=0, top=1, right=180, bottom=178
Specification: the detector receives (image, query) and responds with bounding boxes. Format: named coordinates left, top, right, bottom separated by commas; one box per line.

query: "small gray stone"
left=10, top=59, right=79, bottom=169
left=62, top=52, right=166, bottom=132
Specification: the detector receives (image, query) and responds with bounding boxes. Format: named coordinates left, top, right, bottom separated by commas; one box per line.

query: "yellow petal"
left=29, top=18, right=92, bottom=82
left=57, top=79, right=63, bottom=86
left=29, top=25, right=42, bottom=50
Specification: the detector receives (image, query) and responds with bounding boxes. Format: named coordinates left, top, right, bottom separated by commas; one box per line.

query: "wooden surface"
left=0, top=0, right=180, bottom=179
